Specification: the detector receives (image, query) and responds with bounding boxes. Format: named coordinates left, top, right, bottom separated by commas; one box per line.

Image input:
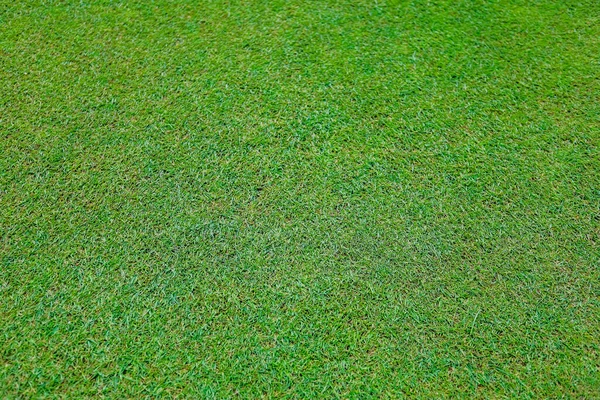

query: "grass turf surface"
left=1, top=0, right=599, bottom=397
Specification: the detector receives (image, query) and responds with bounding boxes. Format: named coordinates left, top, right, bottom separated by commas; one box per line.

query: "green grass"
left=1, top=0, right=599, bottom=397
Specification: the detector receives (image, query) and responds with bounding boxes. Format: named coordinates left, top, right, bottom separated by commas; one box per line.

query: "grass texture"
left=1, top=0, right=599, bottom=397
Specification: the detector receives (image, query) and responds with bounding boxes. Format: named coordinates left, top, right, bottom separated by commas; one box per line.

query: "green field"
left=1, top=0, right=599, bottom=397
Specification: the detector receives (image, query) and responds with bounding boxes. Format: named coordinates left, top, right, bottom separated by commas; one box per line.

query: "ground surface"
left=1, top=0, right=599, bottom=397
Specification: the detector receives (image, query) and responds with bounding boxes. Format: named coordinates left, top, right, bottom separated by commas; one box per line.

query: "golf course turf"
left=1, top=0, right=599, bottom=397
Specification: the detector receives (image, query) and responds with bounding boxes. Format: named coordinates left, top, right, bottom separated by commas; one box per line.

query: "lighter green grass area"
left=1, top=0, right=599, bottom=397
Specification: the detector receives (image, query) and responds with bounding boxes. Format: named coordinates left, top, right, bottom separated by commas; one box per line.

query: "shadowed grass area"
left=1, top=0, right=599, bottom=397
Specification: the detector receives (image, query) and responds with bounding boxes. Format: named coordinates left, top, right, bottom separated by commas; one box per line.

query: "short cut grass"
left=1, top=0, right=599, bottom=397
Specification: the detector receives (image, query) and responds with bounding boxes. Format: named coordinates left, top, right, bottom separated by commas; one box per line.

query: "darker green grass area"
left=1, top=0, right=599, bottom=397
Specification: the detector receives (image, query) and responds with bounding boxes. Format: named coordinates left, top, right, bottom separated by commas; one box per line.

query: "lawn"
left=1, top=0, right=599, bottom=397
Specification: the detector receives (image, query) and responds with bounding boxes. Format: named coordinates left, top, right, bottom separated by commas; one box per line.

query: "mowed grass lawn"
left=1, top=0, right=599, bottom=397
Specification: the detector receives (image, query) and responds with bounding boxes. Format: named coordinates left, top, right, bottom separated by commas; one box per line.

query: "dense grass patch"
left=1, top=0, right=599, bottom=397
